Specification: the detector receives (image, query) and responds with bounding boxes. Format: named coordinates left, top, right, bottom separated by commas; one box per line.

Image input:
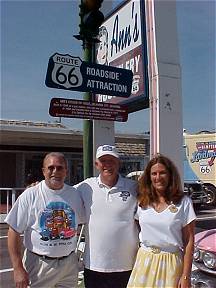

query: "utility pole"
left=74, top=0, right=104, bottom=179
left=83, top=41, right=93, bottom=179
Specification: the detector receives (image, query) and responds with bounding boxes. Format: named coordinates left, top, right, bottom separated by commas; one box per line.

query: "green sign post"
left=74, top=0, right=104, bottom=179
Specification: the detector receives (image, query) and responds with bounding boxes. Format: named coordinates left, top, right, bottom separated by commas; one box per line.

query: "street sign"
left=49, top=98, right=128, bottom=122
left=45, top=53, right=133, bottom=97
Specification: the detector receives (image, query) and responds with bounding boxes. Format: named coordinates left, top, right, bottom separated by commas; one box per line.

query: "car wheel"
left=206, top=190, right=215, bottom=204
left=204, top=184, right=216, bottom=205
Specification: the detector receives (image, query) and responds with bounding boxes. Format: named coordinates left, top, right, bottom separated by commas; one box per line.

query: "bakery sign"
left=95, top=0, right=149, bottom=112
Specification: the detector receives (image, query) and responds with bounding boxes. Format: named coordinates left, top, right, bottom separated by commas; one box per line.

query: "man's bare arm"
left=8, top=226, right=29, bottom=288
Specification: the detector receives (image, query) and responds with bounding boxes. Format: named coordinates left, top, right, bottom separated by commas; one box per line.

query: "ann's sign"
left=95, top=0, right=149, bottom=112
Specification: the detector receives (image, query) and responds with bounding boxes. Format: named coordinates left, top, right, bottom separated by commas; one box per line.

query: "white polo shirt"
left=75, top=175, right=139, bottom=272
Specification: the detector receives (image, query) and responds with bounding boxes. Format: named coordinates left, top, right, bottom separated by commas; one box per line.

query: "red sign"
left=49, top=98, right=128, bottom=122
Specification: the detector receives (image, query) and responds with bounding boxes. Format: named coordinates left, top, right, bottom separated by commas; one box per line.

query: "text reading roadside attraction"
left=45, top=53, right=133, bottom=97
left=86, top=67, right=125, bottom=94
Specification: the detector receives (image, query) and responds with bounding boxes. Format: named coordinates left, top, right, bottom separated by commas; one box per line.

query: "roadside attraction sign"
left=49, top=98, right=128, bottom=122
left=45, top=53, right=133, bottom=97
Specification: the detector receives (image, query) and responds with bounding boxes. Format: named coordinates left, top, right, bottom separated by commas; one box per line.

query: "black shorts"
left=84, top=268, right=131, bottom=288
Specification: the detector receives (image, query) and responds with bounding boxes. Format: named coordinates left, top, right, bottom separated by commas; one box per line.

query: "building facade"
left=0, top=119, right=150, bottom=188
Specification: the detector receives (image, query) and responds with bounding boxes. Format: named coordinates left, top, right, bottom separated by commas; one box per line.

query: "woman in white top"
left=127, top=154, right=196, bottom=288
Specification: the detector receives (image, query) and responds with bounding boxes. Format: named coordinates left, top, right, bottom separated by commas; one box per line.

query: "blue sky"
left=1, top=0, right=215, bottom=134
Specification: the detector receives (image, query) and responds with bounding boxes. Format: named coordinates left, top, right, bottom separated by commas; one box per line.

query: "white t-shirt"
left=75, top=175, right=139, bottom=272
left=5, top=180, right=85, bottom=257
left=136, top=196, right=196, bottom=252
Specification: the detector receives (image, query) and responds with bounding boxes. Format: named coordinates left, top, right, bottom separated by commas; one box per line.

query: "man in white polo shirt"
left=75, top=145, right=139, bottom=288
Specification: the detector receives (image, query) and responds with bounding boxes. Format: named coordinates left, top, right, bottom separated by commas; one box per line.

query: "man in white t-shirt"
left=75, top=145, right=139, bottom=288
left=5, top=152, right=84, bottom=288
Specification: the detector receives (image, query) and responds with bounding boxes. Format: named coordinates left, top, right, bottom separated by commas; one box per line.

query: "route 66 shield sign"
left=46, top=53, right=83, bottom=89
left=45, top=52, right=133, bottom=97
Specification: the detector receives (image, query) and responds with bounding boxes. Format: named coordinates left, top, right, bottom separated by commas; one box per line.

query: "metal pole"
left=83, top=39, right=93, bottom=179
left=75, top=0, right=104, bottom=179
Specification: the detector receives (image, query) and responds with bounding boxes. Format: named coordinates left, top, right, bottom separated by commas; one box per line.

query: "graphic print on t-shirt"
left=39, top=202, right=76, bottom=241
left=119, top=191, right=131, bottom=201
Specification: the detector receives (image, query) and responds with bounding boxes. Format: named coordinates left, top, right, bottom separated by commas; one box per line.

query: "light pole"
left=74, top=0, right=104, bottom=179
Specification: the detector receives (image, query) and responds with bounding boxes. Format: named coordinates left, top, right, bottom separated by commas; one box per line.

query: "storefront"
left=0, top=119, right=149, bottom=188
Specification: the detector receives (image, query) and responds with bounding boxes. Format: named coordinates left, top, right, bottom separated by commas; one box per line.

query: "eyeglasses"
left=44, top=165, right=66, bottom=172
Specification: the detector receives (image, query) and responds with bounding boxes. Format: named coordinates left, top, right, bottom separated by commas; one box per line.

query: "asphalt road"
left=0, top=205, right=215, bottom=287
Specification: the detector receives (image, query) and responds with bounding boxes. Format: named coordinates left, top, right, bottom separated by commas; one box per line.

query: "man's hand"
left=7, top=227, right=29, bottom=287
left=13, top=267, right=29, bottom=288
left=26, top=181, right=39, bottom=188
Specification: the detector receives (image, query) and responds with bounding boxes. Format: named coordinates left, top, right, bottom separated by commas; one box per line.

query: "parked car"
left=126, top=172, right=208, bottom=208
left=184, top=181, right=208, bottom=209
left=126, top=171, right=143, bottom=181
left=191, top=229, right=216, bottom=288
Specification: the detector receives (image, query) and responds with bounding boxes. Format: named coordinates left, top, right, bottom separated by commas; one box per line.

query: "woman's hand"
left=178, top=275, right=191, bottom=288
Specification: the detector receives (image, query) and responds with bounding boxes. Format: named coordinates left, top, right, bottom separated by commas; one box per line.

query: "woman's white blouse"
left=135, top=196, right=196, bottom=252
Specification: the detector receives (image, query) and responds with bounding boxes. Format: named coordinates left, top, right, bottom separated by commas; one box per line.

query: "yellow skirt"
left=127, top=247, right=183, bottom=288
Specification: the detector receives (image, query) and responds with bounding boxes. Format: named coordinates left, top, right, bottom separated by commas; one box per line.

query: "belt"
left=30, top=250, right=74, bottom=260
left=141, top=245, right=180, bottom=254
